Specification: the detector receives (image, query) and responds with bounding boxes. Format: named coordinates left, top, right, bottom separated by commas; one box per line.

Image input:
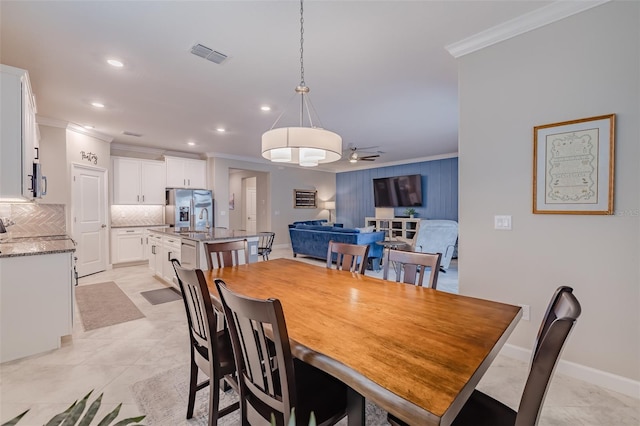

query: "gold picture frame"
left=533, top=114, right=615, bottom=215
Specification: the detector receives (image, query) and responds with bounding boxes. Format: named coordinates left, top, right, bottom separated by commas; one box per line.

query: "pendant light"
left=261, top=0, right=342, bottom=167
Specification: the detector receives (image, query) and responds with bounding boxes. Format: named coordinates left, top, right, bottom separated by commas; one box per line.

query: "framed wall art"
left=533, top=114, right=615, bottom=215
left=293, top=189, right=317, bottom=208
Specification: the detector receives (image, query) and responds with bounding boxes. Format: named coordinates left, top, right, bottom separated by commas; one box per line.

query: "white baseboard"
left=501, top=343, right=640, bottom=399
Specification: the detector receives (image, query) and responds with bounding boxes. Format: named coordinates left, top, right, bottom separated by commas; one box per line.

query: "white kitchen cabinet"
left=161, top=235, right=181, bottom=285
left=148, top=233, right=163, bottom=274
left=0, top=64, right=39, bottom=201
left=0, top=252, right=73, bottom=362
left=112, top=157, right=166, bottom=205
left=165, top=156, right=207, bottom=189
left=111, top=228, right=145, bottom=264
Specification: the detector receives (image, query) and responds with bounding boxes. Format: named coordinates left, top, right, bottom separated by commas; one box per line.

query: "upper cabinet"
left=165, top=156, right=207, bottom=189
left=112, top=157, right=166, bottom=205
left=0, top=65, right=39, bottom=201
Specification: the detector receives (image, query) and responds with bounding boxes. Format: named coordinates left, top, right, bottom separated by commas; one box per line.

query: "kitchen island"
left=147, top=228, right=260, bottom=287
left=0, top=236, right=76, bottom=363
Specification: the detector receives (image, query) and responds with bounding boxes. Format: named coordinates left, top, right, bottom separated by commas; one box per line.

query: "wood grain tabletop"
left=205, top=258, right=521, bottom=425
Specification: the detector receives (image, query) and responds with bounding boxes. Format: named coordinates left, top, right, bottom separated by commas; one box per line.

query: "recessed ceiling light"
left=83, top=125, right=94, bottom=129
left=107, top=59, right=124, bottom=68
left=91, top=102, right=105, bottom=108
left=187, top=142, right=196, bottom=146
left=261, top=106, right=272, bottom=111
left=216, top=128, right=226, bottom=132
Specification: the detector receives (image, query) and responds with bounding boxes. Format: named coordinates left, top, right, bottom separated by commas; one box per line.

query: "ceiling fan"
left=345, top=146, right=382, bottom=163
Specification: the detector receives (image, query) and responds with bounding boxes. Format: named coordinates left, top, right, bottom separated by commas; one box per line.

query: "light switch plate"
left=494, top=215, right=512, bottom=230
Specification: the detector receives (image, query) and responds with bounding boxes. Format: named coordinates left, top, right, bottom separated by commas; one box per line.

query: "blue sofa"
left=288, top=220, right=386, bottom=269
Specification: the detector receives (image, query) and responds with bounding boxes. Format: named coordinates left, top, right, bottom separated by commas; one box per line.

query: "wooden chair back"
left=171, top=260, right=239, bottom=423
left=215, top=279, right=298, bottom=425
left=326, top=240, right=369, bottom=274
left=204, top=239, right=249, bottom=269
left=517, top=286, right=581, bottom=425
left=383, top=249, right=442, bottom=288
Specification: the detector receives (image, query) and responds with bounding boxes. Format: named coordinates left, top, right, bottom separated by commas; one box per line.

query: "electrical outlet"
left=518, top=304, right=530, bottom=321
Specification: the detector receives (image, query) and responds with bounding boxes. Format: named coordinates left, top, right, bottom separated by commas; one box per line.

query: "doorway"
left=71, top=163, right=108, bottom=277
left=245, top=178, right=257, bottom=234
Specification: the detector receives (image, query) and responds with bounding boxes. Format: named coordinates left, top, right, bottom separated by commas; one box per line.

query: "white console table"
left=365, top=217, right=420, bottom=240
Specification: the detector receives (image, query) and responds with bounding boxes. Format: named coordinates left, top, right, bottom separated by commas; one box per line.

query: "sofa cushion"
left=329, top=227, right=360, bottom=233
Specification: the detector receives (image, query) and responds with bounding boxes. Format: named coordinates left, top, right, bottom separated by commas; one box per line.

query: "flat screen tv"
left=373, top=174, right=423, bottom=207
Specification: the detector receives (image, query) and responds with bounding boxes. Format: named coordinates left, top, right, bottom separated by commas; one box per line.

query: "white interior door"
left=72, top=164, right=107, bottom=277
left=245, top=187, right=257, bottom=234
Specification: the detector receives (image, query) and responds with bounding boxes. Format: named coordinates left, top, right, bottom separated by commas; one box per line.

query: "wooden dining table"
left=204, top=258, right=522, bottom=425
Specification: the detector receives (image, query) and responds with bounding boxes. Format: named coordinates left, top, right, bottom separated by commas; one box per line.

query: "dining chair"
left=171, top=260, right=239, bottom=425
left=388, top=286, right=582, bottom=426
left=382, top=249, right=442, bottom=288
left=257, top=231, right=275, bottom=261
left=326, top=240, right=369, bottom=274
left=204, top=239, right=249, bottom=269
left=215, top=279, right=348, bottom=426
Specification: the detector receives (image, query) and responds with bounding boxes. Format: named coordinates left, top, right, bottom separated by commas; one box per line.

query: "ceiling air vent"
left=122, top=131, right=143, bottom=137
left=190, top=43, right=228, bottom=65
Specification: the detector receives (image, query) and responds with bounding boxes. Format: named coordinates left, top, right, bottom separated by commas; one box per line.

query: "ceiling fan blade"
left=360, top=154, right=380, bottom=160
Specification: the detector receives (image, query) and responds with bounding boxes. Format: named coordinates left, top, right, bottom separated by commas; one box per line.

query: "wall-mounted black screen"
left=373, top=174, right=423, bottom=207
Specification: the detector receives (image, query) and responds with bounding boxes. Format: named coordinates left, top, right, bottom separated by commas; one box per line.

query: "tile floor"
left=1, top=248, right=638, bottom=425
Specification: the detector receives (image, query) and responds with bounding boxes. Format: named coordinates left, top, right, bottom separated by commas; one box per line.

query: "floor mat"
left=75, top=281, right=145, bottom=331
left=140, top=287, right=182, bottom=305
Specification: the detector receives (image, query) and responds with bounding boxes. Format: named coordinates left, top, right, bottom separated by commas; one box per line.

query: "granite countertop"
left=0, top=235, right=77, bottom=258
left=148, top=228, right=260, bottom=242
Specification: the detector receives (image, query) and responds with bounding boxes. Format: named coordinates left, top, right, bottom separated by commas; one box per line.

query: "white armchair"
left=402, top=220, right=458, bottom=270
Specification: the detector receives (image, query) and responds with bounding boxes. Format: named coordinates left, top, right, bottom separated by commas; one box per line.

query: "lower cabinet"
left=161, top=236, right=181, bottom=285
left=147, top=232, right=181, bottom=287
left=148, top=233, right=162, bottom=273
left=111, top=228, right=145, bottom=264
left=0, top=252, right=73, bottom=362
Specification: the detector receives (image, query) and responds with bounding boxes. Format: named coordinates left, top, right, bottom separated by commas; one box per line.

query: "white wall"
left=458, top=1, right=639, bottom=384
left=209, top=157, right=336, bottom=246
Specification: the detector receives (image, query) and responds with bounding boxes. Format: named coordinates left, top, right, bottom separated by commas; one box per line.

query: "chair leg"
left=187, top=358, right=198, bottom=419
left=208, top=373, right=221, bottom=426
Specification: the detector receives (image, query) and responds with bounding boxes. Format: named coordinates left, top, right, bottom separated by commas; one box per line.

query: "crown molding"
left=110, top=142, right=165, bottom=155
left=37, top=115, right=113, bottom=142
left=445, top=0, right=611, bottom=58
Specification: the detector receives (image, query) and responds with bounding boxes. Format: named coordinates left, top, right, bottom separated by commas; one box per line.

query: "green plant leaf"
left=111, top=416, right=146, bottom=426
left=95, top=403, right=122, bottom=426
left=60, top=390, right=94, bottom=426
left=77, top=393, right=103, bottom=426
left=1, top=409, right=29, bottom=426
left=286, top=408, right=296, bottom=426
left=45, top=401, right=78, bottom=426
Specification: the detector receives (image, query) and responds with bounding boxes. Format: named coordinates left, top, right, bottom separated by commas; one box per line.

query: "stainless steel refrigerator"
left=165, top=188, right=214, bottom=230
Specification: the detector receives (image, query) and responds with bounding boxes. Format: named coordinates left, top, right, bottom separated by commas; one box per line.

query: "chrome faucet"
left=198, top=208, right=210, bottom=230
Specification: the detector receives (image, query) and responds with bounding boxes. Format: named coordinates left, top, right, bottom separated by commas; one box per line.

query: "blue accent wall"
left=336, top=157, right=458, bottom=228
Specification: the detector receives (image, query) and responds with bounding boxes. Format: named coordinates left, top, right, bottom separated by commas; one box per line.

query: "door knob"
left=101, top=224, right=107, bottom=228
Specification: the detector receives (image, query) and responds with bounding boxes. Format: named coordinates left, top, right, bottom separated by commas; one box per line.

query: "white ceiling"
left=0, top=1, right=551, bottom=172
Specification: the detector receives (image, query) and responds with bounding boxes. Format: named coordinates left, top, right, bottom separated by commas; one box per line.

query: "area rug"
left=141, top=287, right=182, bottom=305
left=75, top=281, right=145, bottom=331
left=132, top=366, right=390, bottom=425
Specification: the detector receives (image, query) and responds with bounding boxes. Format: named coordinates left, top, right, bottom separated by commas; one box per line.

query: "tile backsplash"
left=111, top=205, right=164, bottom=227
left=0, top=203, right=66, bottom=238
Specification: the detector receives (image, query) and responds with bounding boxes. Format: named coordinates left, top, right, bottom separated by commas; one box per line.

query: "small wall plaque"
left=294, top=189, right=317, bottom=208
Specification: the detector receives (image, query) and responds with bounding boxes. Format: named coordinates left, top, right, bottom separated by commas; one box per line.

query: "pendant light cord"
left=300, top=0, right=305, bottom=87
